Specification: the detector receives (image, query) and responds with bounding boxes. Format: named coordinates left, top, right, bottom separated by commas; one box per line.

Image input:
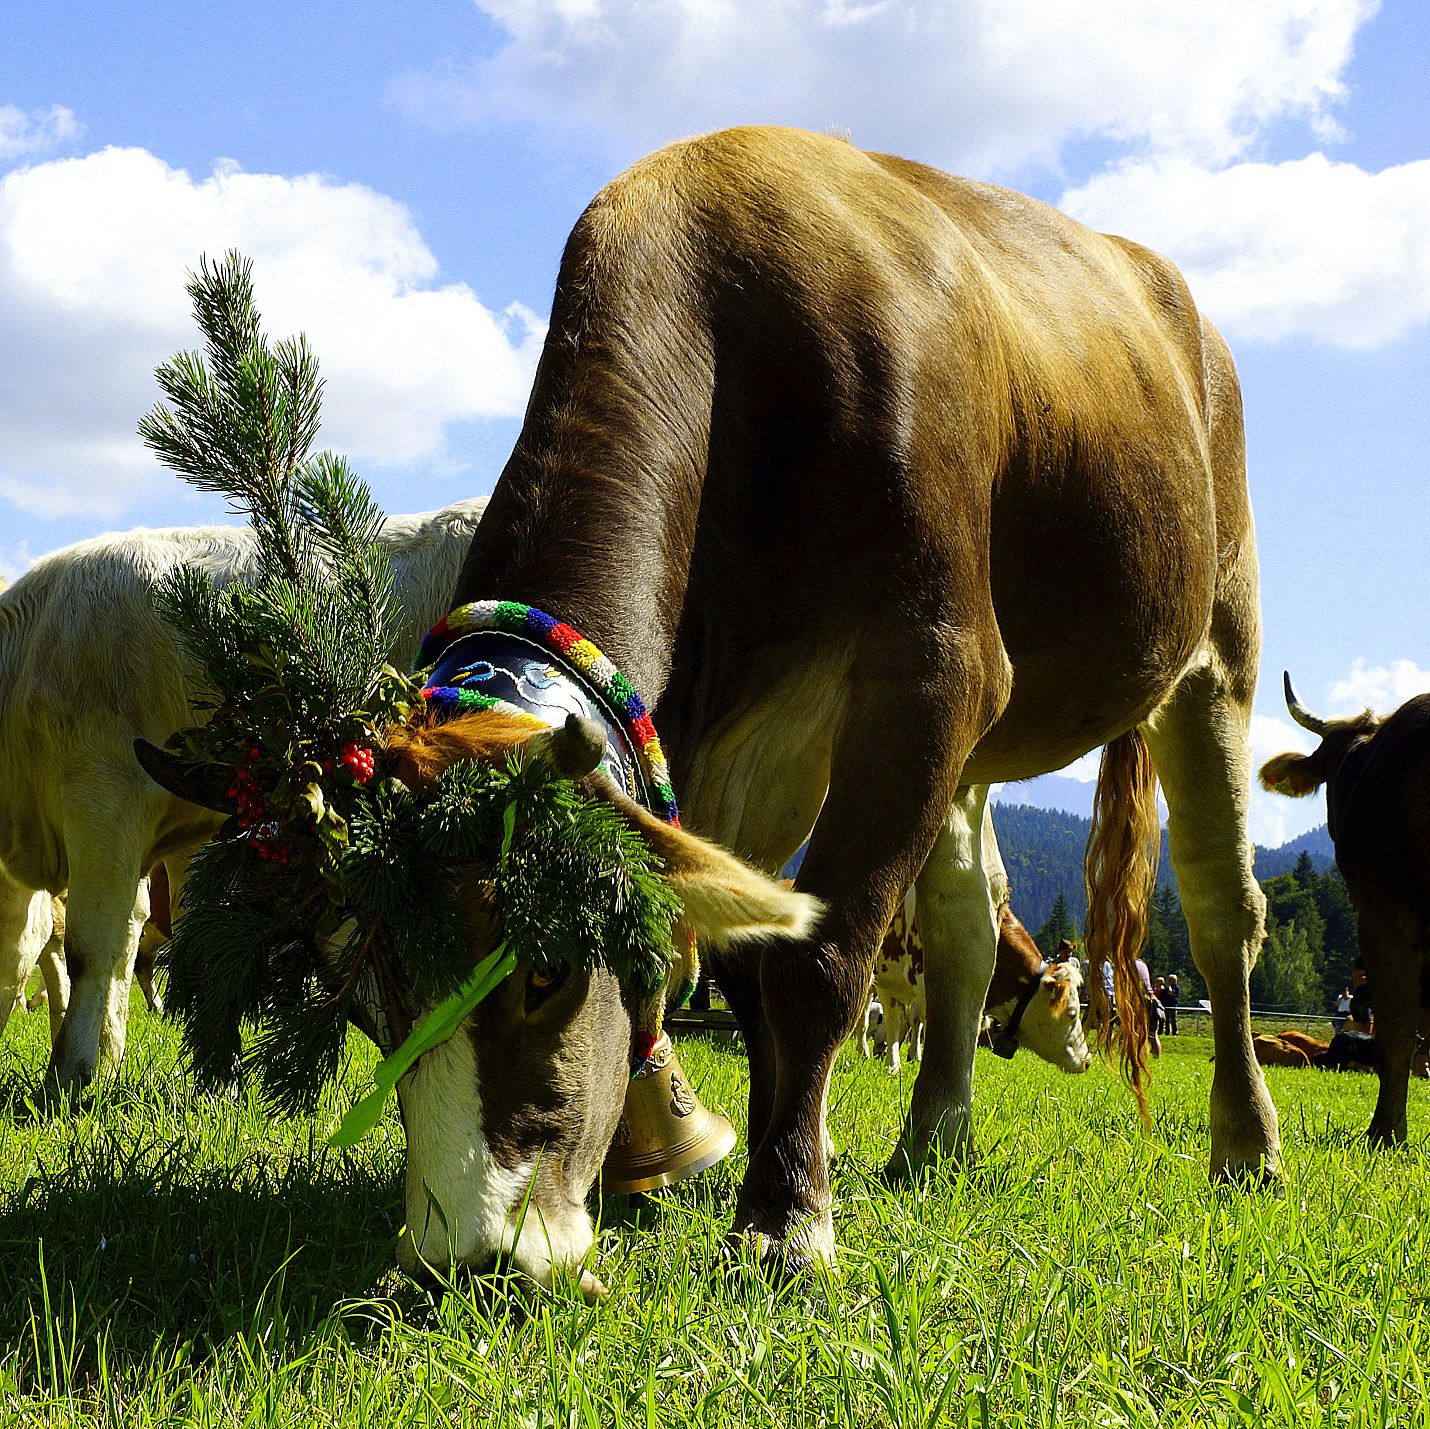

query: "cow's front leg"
left=731, top=699, right=998, bottom=1268
left=730, top=921, right=877, bottom=1271
left=45, top=853, right=147, bottom=1101
left=890, top=787, right=999, bottom=1177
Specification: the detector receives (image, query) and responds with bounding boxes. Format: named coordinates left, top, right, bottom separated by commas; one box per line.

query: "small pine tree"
left=139, top=252, right=682, bottom=1124
left=1035, top=889, right=1077, bottom=957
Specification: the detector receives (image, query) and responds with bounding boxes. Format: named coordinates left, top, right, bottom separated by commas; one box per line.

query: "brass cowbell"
left=602, top=1034, right=736, bottom=1193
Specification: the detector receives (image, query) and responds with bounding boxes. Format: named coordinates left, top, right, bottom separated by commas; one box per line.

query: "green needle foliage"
left=139, top=251, right=680, bottom=1121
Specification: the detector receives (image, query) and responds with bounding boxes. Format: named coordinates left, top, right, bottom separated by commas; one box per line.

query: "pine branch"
left=139, top=251, right=310, bottom=585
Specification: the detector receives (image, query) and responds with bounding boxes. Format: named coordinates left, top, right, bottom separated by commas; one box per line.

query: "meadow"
left=1, top=1002, right=1426, bottom=1428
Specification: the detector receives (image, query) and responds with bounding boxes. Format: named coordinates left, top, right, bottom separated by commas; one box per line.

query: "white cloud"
left=0, top=104, right=81, bottom=163
left=1060, top=152, right=1430, bottom=347
left=1247, top=711, right=1321, bottom=847
left=0, top=146, right=543, bottom=519
left=0, top=541, right=36, bottom=586
left=1328, top=658, right=1430, bottom=714
left=1057, top=752, right=1102, bottom=783
left=395, top=0, right=1374, bottom=173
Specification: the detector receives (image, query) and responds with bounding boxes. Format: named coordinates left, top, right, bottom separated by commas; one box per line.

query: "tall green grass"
left=1, top=1002, right=1425, bottom=1427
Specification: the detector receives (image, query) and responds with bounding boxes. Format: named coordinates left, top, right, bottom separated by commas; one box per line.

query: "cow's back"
left=0, top=501, right=485, bottom=887
left=531, top=127, right=1243, bottom=785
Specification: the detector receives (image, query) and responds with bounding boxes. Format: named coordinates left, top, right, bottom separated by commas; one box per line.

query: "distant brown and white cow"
left=1262, top=674, right=1430, bottom=1144
left=146, top=126, right=1278, bottom=1287
left=864, top=884, right=1090, bottom=1075
left=0, top=499, right=486, bottom=1095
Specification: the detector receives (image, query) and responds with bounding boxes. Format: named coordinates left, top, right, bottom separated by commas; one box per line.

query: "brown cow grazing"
left=1262, top=675, right=1430, bottom=1145
left=148, top=125, right=1280, bottom=1284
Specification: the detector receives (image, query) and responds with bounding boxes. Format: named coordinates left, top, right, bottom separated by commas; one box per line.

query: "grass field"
left=1, top=1001, right=1427, bottom=1428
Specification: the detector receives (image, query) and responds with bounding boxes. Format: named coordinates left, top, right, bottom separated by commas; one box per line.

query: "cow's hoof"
left=719, top=1229, right=836, bottom=1287
left=882, top=1148, right=917, bottom=1187
left=1367, top=1124, right=1408, bottom=1151
left=39, top=1060, right=93, bottom=1113
left=1211, top=1159, right=1284, bottom=1194
left=723, top=1199, right=837, bottom=1284
left=884, top=1132, right=975, bottom=1186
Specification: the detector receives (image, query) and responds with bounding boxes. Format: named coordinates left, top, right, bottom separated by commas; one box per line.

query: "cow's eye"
left=525, top=963, right=569, bottom=1011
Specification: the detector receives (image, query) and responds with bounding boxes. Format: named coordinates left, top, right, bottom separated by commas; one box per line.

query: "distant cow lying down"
left=1252, top=1034, right=1312, bottom=1069
left=861, top=885, right=1091, bottom=1075
left=1247, top=1030, right=1373, bottom=1073
left=1274, top=1029, right=1331, bottom=1062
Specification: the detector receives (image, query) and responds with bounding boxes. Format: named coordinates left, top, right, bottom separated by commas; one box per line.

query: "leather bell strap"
left=992, top=961, right=1049, bottom=1059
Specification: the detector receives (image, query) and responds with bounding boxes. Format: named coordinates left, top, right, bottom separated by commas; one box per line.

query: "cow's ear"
left=608, top=785, right=822, bottom=945
left=1259, top=750, right=1326, bottom=798
left=133, top=739, right=236, bottom=814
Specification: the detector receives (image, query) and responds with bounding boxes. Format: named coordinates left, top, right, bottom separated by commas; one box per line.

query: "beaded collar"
left=419, top=600, right=679, bottom=825
left=417, top=600, right=692, bottom=1076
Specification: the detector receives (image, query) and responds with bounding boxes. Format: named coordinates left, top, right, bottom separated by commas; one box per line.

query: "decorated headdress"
left=138, top=253, right=690, bottom=1141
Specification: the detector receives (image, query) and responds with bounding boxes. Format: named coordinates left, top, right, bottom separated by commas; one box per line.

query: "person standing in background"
left=1163, top=973, right=1180, bottom=1035
left=1333, top=986, right=1352, bottom=1034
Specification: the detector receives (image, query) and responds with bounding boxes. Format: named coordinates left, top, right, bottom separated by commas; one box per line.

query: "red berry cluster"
left=227, top=750, right=266, bottom=828
left=227, top=749, right=292, bottom=865
left=341, top=742, right=375, bottom=784
left=252, top=828, right=293, bottom=867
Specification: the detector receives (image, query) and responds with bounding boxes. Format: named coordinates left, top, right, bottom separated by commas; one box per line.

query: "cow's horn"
left=541, top=713, right=607, bottom=779
left=1282, top=672, right=1329, bottom=736
left=133, top=738, right=236, bottom=813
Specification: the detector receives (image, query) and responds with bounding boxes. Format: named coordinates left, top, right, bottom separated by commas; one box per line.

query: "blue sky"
left=2, top=0, right=1426, bottom=846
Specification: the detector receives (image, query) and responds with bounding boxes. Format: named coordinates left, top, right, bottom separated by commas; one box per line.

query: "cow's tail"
left=1084, top=729, right=1159, bottom=1128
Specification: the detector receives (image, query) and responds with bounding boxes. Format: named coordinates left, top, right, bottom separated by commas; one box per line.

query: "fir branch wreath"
left=138, top=252, right=684, bottom=1139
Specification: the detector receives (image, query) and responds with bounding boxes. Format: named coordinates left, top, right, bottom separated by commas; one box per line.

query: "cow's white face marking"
left=988, top=962, right=1091, bottom=1073
left=395, top=1025, right=597, bottom=1288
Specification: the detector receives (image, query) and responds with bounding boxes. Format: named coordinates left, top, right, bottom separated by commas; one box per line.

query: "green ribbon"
left=329, top=801, right=519, bottom=1148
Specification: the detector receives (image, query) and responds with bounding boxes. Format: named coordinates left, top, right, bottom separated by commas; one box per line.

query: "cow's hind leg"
left=890, top=788, right=1000, bottom=1177
left=1143, top=660, right=1281, bottom=1182
left=38, top=931, right=69, bottom=1043
left=1361, top=905, right=1423, bottom=1146
left=0, top=879, right=51, bottom=1039
left=884, top=999, right=907, bottom=1074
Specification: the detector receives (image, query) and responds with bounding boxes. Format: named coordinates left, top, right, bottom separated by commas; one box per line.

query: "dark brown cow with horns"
left=157, top=125, right=1281, bottom=1287
left=1262, top=674, right=1430, bottom=1144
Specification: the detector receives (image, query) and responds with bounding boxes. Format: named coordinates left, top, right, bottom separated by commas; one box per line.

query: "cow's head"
left=375, top=710, right=819, bottom=1290
left=988, top=959, right=1092, bottom=1073
left=138, top=707, right=819, bottom=1292
left=1259, top=672, right=1380, bottom=832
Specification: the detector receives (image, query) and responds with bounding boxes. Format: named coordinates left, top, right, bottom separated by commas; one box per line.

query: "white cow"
left=0, top=498, right=487, bottom=1096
